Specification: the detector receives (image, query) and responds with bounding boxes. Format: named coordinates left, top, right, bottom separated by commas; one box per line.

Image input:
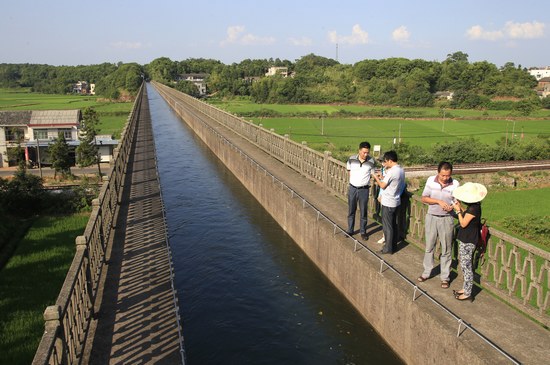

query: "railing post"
left=76, top=235, right=95, bottom=318
left=284, top=134, right=289, bottom=166
left=270, top=128, right=275, bottom=155
left=323, top=151, right=331, bottom=189
left=44, top=305, right=67, bottom=364
left=301, top=141, right=307, bottom=175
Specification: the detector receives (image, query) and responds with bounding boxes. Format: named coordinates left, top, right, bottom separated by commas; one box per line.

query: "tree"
left=49, top=132, right=72, bottom=179
left=175, top=80, right=201, bottom=97
left=77, top=107, right=102, bottom=175
left=0, top=166, right=44, bottom=216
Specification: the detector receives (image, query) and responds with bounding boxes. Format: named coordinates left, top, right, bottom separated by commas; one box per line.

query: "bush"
left=499, top=215, right=550, bottom=248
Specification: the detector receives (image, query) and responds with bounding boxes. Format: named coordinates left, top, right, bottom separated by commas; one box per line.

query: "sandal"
left=417, top=276, right=428, bottom=283
left=441, top=281, right=450, bottom=289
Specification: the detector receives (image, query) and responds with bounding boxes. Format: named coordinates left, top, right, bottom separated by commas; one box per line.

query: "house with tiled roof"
left=0, top=110, right=118, bottom=168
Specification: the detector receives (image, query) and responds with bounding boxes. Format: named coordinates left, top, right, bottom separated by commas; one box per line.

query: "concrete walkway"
left=82, top=92, right=184, bottom=364
left=181, top=101, right=549, bottom=364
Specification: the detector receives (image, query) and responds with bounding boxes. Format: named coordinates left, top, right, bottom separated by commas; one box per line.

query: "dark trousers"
left=347, top=185, right=369, bottom=234
left=381, top=205, right=398, bottom=253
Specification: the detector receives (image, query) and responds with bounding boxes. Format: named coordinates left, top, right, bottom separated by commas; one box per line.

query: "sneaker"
left=361, top=233, right=369, bottom=240
left=377, top=237, right=385, bottom=244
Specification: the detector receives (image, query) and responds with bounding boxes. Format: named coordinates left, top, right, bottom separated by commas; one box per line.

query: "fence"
left=31, top=84, right=145, bottom=364
left=154, top=81, right=549, bottom=328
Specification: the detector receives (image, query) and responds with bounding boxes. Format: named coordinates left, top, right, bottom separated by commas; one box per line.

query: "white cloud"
left=467, top=21, right=545, bottom=41
left=220, top=25, right=276, bottom=46
left=466, top=25, right=503, bottom=41
left=392, top=25, right=410, bottom=42
left=110, top=41, right=146, bottom=50
left=289, top=36, right=312, bottom=46
left=504, top=21, right=545, bottom=39
left=328, top=24, right=369, bottom=45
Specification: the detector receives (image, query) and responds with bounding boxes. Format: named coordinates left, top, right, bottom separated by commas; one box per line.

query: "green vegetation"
left=0, top=213, right=89, bottom=364
left=482, top=187, right=550, bottom=250
left=0, top=88, right=132, bottom=138
left=241, top=116, right=549, bottom=151
left=209, top=98, right=550, bottom=119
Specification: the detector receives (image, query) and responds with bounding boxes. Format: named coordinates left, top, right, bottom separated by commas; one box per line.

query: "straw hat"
left=452, top=182, right=487, bottom=203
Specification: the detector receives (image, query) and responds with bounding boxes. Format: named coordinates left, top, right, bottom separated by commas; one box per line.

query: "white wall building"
left=265, top=67, right=289, bottom=77
left=0, top=110, right=118, bottom=167
left=528, top=68, right=550, bottom=80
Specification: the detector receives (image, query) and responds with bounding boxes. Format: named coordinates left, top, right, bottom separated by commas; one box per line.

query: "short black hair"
left=438, top=161, right=453, bottom=172
left=359, top=141, right=371, bottom=150
left=383, top=150, right=398, bottom=162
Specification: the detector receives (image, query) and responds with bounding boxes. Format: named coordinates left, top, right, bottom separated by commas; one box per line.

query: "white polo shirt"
left=381, top=164, right=405, bottom=207
left=422, top=175, right=460, bottom=216
left=347, top=154, right=375, bottom=187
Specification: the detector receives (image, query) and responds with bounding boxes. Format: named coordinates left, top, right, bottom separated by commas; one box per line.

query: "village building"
left=176, top=73, right=208, bottom=95
left=0, top=110, right=117, bottom=168
left=265, top=66, right=289, bottom=77
left=528, top=67, right=550, bottom=81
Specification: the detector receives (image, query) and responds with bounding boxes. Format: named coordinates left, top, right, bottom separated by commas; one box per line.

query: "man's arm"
left=372, top=172, right=388, bottom=189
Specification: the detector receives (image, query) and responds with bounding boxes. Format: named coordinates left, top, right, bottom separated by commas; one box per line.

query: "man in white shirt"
left=346, top=141, right=375, bottom=240
left=417, top=161, right=459, bottom=289
left=372, top=150, right=405, bottom=254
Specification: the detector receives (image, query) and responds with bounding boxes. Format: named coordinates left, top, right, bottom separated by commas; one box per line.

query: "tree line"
left=2, top=52, right=546, bottom=110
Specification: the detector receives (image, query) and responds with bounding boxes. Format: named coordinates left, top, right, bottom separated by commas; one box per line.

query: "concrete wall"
left=158, top=91, right=508, bottom=365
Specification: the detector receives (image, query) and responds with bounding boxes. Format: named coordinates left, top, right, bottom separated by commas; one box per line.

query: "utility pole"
left=36, top=138, right=43, bottom=179
left=398, top=123, right=402, bottom=143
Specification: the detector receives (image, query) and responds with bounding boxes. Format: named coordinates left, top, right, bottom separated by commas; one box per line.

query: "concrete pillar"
left=323, top=151, right=332, bottom=188
left=284, top=134, right=289, bottom=166
left=301, top=141, right=307, bottom=175
left=43, top=305, right=67, bottom=362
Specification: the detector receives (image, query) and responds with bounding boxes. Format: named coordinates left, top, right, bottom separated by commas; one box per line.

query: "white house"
left=177, top=73, right=208, bottom=95
left=0, top=110, right=118, bottom=168
left=528, top=67, right=550, bottom=81
left=265, top=66, right=289, bottom=77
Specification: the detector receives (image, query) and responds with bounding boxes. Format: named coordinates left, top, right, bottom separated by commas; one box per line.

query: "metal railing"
left=153, top=81, right=549, bottom=328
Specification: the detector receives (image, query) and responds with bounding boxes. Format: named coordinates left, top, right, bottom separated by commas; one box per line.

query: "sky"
left=1, top=0, right=548, bottom=68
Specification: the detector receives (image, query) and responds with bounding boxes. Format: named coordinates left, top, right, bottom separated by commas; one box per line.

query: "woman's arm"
left=454, top=201, right=475, bottom=228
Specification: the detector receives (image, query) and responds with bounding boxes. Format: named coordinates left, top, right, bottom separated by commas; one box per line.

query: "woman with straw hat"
left=452, top=182, right=488, bottom=301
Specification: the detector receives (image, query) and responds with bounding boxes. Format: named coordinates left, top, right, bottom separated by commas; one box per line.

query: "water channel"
left=147, top=85, right=403, bottom=364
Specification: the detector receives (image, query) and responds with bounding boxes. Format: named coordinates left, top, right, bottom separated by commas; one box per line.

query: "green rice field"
left=0, top=88, right=132, bottom=137
left=208, top=98, right=550, bottom=153
left=210, top=98, right=550, bottom=119
left=245, top=117, right=550, bottom=152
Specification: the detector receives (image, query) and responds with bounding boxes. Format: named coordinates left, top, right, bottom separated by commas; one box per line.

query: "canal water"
left=147, top=85, right=403, bottom=365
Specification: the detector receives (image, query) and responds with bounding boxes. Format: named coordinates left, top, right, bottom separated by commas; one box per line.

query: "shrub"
left=499, top=215, right=550, bottom=248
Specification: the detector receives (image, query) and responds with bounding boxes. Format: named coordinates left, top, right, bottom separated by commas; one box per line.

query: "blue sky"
left=1, top=0, right=548, bottom=68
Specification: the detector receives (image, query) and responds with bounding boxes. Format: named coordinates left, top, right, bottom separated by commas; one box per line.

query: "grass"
left=481, top=187, right=550, bottom=250
left=206, top=98, right=550, bottom=154
left=0, top=213, right=89, bottom=364
left=209, top=97, right=550, bottom=119
left=244, top=117, right=550, bottom=153
left=0, top=87, right=132, bottom=137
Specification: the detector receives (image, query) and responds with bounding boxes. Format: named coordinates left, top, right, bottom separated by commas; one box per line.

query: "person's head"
left=437, top=161, right=453, bottom=183
left=358, top=141, right=371, bottom=159
left=452, top=182, right=487, bottom=205
left=382, top=150, right=398, bottom=164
